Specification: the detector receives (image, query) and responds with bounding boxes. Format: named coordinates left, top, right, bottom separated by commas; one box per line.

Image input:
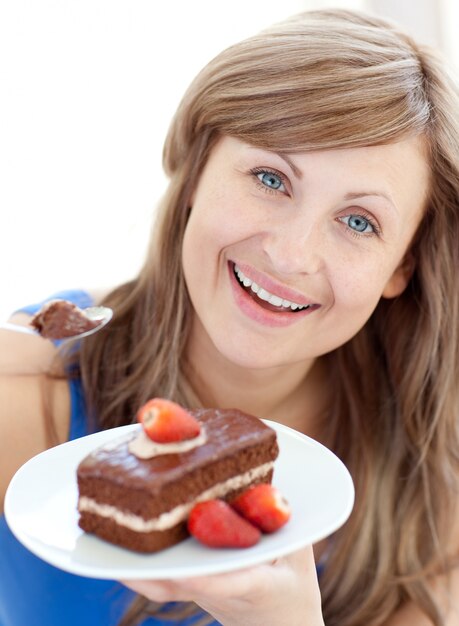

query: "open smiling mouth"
left=232, top=264, right=318, bottom=314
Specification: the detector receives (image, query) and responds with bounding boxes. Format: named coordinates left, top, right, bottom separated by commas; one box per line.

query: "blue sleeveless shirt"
left=0, top=291, right=218, bottom=626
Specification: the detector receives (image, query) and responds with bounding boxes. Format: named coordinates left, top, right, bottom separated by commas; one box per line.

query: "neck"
left=185, top=321, right=328, bottom=440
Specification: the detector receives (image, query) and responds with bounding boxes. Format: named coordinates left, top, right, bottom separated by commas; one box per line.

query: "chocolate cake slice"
left=77, top=408, right=279, bottom=553
left=31, top=299, right=101, bottom=339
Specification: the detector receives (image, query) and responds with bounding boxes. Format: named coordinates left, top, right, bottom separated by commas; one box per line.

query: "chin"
left=210, top=334, right=299, bottom=371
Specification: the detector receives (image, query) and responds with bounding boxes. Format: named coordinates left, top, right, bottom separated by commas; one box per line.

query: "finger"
left=178, top=546, right=315, bottom=598
left=122, top=545, right=317, bottom=604
left=178, top=562, right=276, bottom=600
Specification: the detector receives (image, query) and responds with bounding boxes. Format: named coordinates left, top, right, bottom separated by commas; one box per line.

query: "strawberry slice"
left=188, top=500, right=261, bottom=548
left=137, top=398, right=201, bottom=443
left=232, top=484, right=291, bottom=533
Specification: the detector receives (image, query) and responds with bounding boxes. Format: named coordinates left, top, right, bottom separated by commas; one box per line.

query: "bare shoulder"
left=0, top=307, right=73, bottom=510
left=0, top=312, right=61, bottom=375
left=0, top=373, right=70, bottom=512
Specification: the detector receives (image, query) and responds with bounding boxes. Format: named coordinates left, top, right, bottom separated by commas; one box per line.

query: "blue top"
left=0, top=291, right=217, bottom=626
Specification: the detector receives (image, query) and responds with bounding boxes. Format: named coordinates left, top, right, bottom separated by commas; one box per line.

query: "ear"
left=382, top=252, right=415, bottom=299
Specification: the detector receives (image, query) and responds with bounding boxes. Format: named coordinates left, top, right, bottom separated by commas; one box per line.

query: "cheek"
left=182, top=208, right=223, bottom=270
left=182, top=217, right=205, bottom=293
left=181, top=200, right=231, bottom=296
left=184, top=189, right=253, bottom=259
left=331, top=259, right=391, bottom=314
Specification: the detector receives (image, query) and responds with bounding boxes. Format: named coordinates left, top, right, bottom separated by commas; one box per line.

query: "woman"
left=2, top=8, right=459, bottom=626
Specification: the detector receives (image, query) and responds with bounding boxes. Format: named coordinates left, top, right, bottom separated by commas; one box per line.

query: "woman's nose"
left=261, top=214, right=326, bottom=276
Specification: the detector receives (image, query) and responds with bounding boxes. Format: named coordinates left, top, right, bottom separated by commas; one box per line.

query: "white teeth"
left=234, top=264, right=311, bottom=311
left=257, top=288, right=271, bottom=302
left=269, top=295, right=284, bottom=307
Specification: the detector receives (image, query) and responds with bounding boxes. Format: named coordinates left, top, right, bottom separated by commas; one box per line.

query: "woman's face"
left=182, top=136, right=429, bottom=369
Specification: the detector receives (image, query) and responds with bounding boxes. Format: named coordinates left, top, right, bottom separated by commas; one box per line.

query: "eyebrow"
left=248, top=146, right=304, bottom=179
left=274, top=152, right=303, bottom=179
left=344, top=191, right=398, bottom=213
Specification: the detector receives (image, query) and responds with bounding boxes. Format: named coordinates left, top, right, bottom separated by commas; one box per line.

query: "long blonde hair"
left=77, top=9, right=459, bottom=625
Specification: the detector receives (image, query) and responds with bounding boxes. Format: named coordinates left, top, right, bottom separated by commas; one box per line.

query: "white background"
left=0, top=0, right=455, bottom=321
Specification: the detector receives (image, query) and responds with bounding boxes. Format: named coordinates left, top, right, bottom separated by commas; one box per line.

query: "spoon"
left=0, top=306, right=113, bottom=341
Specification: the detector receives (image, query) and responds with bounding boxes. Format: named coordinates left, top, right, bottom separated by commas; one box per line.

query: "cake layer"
left=79, top=462, right=274, bottom=532
left=78, top=511, right=189, bottom=553
left=78, top=470, right=273, bottom=552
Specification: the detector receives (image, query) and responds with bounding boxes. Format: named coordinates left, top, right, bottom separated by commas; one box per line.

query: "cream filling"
left=78, top=461, right=274, bottom=532
left=128, top=428, right=207, bottom=459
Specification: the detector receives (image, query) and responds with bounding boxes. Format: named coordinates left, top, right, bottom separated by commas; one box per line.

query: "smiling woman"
left=181, top=136, right=429, bottom=366
left=2, top=6, right=459, bottom=626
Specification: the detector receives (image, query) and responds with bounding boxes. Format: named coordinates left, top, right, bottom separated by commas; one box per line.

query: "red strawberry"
left=188, top=500, right=261, bottom=548
left=232, top=484, right=291, bottom=533
left=137, top=398, right=201, bottom=443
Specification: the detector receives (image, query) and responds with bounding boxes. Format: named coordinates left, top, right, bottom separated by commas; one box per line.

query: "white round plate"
left=4, top=421, right=354, bottom=580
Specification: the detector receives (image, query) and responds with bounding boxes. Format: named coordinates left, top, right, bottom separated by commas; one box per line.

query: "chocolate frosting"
left=78, top=408, right=277, bottom=494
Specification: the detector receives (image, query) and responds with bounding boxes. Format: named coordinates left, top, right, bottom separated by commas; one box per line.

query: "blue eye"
left=258, top=172, right=282, bottom=189
left=253, top=169, right=286, bottom=193
left=341, top=214, right=375, bottom=234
